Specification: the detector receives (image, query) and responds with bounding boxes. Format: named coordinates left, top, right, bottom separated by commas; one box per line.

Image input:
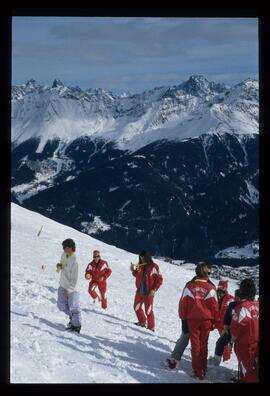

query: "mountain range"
left=11, top=75, right=259, bottom=262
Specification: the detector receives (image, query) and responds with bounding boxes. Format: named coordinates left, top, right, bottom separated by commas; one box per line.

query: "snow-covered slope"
left=11, top=203, right=241, bottom=383
left=215, top=241, right=259, bottom=259
left=11, top=75, right=258, bottom=153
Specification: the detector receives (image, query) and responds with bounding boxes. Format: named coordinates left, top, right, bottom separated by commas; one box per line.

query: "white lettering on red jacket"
left=230, top=300, right=259, bottom=344
left=179, top=279, right=218, bottom=321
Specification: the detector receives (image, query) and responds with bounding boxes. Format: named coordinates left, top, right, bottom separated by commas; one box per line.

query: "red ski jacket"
left=85, top=259, right=112, bottom=282
left=179, top=278, right=219, bottom=323
left=132, top=262, right=163, bottom=294
left=216, top=293, right=235, bottom=331
left=230, top=299, right=259, bottom=345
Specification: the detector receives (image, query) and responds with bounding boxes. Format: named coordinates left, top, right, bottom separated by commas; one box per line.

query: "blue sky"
left=12, top=17, right=258, bottom=94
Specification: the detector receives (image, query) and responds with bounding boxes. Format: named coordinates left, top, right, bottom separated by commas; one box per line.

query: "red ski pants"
left=88, top=280, right=107, bottom=309
left=134, top=292, right=155, bottom=330
left=188, top=319, right=212, bottom=376
left=234, top=342, right=258, bottom=383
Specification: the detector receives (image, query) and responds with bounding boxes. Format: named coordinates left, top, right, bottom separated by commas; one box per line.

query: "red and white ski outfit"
left=179, top=277, right=219, bottom=378
left=230, top=299, right=259, bottom=382
left=131, top=262, right=163, bottom=330
left=216, top=292, right=234, bottom=361
left=85, top=259, right=112, bottom=309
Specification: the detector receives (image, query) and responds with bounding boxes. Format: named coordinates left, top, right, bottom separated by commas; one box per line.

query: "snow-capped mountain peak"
left=52, top=78, right=65, bottom=88
left=11, top=75, right=258, bottom=152
left=179, top=74, right=212, bottom=96
left=25, top=78, right=38, bottom=86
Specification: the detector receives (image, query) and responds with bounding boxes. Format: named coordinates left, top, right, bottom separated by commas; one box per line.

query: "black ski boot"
left=65, top=317, right=72, bottom=330
left=70, top=325, right=81, bottom=333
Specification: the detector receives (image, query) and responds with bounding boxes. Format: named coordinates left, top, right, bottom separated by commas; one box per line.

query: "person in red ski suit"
left=85, top=250, right=112, bottom=309
left=230, top=278, right=259, bottom=383
left=215, top=280, right=234, bottom=362
left=130, top=250, right=163, bottom=332
left=179, top=263, right=219, bottom=380
left=165, top=263, right=215, bottom=370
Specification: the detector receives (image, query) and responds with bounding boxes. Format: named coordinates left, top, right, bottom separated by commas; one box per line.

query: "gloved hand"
left=85, top=273, right=91, bottom=280
left=98, top=276, right=104, bottom=282
left=148, top=289, right=156, bottom=297
left=56, top=263, right=62, bottom=272
left=130, top=262, right=137, bottom=271
left=64, top=289, right=69, bottom=297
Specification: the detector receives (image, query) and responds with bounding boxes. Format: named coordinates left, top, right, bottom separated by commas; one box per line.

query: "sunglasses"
left=94, top=255, right=100, bottom=258
left=63, top=246, right=70, bottom=249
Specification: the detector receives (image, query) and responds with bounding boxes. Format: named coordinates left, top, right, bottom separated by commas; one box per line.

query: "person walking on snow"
left=214, top=280, right=234, bottom=362
left=230, top=278, right=259, bottom=383
left=56, top=238, right=81, bottom=333
left=208, top=288, right=241, bottom=366
left=179, top=262, right=219, bottom=380
left=130, top=250, right=163, bottom=332
left=85, top=250, right=112, bottom=309
left=165, top=262, right=215, bottom=370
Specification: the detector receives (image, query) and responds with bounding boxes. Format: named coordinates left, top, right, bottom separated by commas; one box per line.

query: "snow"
left=239, top=180, right=259, bottom=208
left=109, top=186, right=119, bottom=192
left=11, top=155, right=69, bottom=204
left=11, top=203, right=241, bottom=383
left=215, top=241, right=259, bottom=260
left=80, top=216, right=111, bottom=235
left=11, top=76, right=258, bottom=153
left=119, top=200, right=131, bottom=214
left=245, top=181, right=259, bottom=205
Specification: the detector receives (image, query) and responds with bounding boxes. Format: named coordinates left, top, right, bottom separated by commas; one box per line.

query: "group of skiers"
left=55, top=238, right=259, bottom=383
left=166, top=262, right=259, bottom=382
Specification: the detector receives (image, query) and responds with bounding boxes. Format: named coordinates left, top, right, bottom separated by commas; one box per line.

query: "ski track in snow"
left=11, top=203, right=240, bottom=383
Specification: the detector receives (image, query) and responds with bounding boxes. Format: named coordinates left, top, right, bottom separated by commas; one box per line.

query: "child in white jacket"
left=56, top=238, right=81, bottom=333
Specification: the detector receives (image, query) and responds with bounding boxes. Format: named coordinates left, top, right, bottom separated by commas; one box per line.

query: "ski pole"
left=37, top=225, right=43, bottom=237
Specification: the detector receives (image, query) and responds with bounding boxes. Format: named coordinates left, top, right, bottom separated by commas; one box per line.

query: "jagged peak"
left=52, top=79, right=64, bottom=88
left=188, top=74, right=209, bottom=83
left=241, top=78, right=258, bottom=87
left=242, top=77, right=257, bottom=83
left=179, top=75, right=212, bottom=96
left=25, top=78, right=37, bottom=86
left=234, top=78, right=258, bottom=88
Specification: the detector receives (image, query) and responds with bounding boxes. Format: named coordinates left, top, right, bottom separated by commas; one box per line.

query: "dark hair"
left=139, top=250, right=153, bottom=265
left=195, top=262, right=210, bottom=278
left=239, top=278, right=256, bottom=300
left=234, top=289, right=242, bottom=298
left=62, top=238, right=76, bottom=252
